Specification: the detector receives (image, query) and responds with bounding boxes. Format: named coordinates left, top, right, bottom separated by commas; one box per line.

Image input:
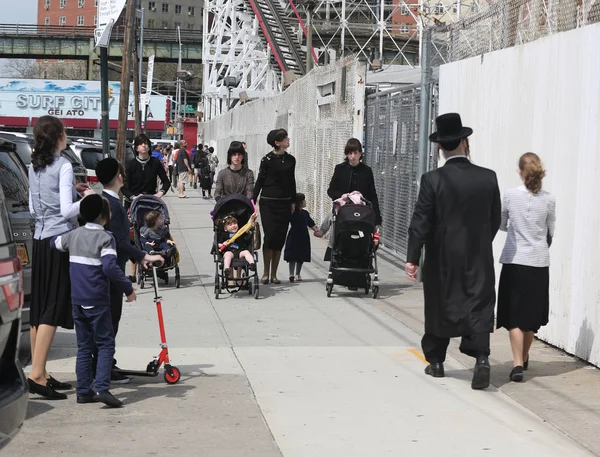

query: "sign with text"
left=0, top=79, right=168, bottom=122
left=95, top=0, right=127, bottom=47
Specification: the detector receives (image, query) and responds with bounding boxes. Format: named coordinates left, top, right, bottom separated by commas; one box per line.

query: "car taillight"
left=0, top=257, right=24, bottom=312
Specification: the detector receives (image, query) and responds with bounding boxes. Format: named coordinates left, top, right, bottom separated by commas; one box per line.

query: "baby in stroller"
left=141, top=210, right=176, bottom=257
left=218, top=214, right=257, bottom=280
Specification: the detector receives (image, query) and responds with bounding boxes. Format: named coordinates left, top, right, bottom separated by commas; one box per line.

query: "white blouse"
left=499, top=185, right=556, bottom=267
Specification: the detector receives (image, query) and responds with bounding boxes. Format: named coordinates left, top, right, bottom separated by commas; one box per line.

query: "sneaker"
left=94, top=390, right=123, bottom=408
left=193, top=183, right=197, bottom=189
left=223, top=268, right=231, bottom=278
left=248, top=263, right=256, bottom=271
left=111, top=370, right=131, bottom=384
left=295, top=275, right=302, bottom=282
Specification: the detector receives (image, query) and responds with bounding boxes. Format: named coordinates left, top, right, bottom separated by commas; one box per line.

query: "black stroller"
left=212, top=194, right=259, bottom=299
left=130, top=195, right=181, bottom=289
left=326, top=200, right=379, bottom=298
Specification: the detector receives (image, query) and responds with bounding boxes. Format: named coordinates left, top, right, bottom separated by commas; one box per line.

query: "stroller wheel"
left=372, top=286, right=379, bottom=299
left=248, top=282, right=253, bottom=295
left=254, top=284, right=259, bottom=299
left=214, top=274, right=220, bottom=298
left=326, top=283, right=333, bottom=297
left=139, top=278, right=145, bottom=289
left=175, top=275, right=181, bottom=288
left=164, top=272, right=169, bottom=285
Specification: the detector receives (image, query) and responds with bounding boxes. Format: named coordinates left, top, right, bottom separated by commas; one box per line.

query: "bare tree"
left=2, top=59, right=38, bottom=78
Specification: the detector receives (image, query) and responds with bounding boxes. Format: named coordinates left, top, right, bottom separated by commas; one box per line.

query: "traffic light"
left=108, top=86, right=114, bottom=98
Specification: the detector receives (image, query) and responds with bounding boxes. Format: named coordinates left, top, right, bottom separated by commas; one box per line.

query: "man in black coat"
left=96, top=158, right=164, bottom=383
left=406, top=113, right=501, bottom=390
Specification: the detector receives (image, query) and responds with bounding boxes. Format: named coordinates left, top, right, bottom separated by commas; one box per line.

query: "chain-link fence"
left=200, top=56, right=365, bottom=227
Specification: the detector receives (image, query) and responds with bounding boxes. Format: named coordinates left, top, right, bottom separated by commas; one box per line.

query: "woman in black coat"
left=253, top=129, right=297, bottom=284
left=327, top=138, right=382, bottom=225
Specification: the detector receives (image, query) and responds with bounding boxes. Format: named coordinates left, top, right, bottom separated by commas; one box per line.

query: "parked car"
left=0, top=140, right=33, bottom=334
left=0, top=141, right=28, bottom=449
left=0, top=132, right=88, bottom=184
left=70, top=138, right=134, bottom=192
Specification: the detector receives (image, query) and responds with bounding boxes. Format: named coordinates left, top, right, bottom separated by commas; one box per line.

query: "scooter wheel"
left=164, top=366, right=181, bottom=384
left=175, top=275, right=181, bottom=288
left=139, top=278, right=145, bottom=289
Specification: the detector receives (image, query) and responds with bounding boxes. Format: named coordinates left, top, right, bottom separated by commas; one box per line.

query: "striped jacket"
left=52, top=223, right=134, bottom=306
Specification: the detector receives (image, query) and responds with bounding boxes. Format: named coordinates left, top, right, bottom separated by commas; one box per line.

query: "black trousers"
left=421, top=332, right=490, bottom=363
left=109, top=281, right=124, bottom=337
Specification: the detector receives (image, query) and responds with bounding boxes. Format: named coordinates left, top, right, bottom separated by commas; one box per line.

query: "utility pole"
left=305, top=1, right=315, bottom=72
left=137, top=7, right=145, bottom=133
left=116, top=0, right=136, bottom=165
left=100, top=47, right=110, bottom=158
left=175, top=25, right=183, bottom=141
left=133, top=47, right=142, bottom=136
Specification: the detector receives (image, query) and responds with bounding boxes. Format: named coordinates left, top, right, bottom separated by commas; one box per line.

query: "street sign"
left=95, top=0, right=127, bottom=47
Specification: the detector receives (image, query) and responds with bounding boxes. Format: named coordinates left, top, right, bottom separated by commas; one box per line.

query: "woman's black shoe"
left=46, top=375, right=73, bottom=390
left=28, top=378, right=68, bottom=400
left=510, top=366, right=524, bottom=382
left=523, top=357, right=529, bottom=371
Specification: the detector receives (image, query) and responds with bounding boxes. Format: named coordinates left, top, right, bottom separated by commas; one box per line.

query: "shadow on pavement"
left=25, top=400, right=55, bottom=420
left=489, top=360, right=583, bottom=388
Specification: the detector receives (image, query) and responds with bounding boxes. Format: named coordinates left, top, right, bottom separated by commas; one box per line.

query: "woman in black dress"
left=253, top=129, right=297, bottom=284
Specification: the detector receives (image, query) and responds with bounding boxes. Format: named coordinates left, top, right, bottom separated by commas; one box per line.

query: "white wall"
left=438, top=23, right=600, bottom=366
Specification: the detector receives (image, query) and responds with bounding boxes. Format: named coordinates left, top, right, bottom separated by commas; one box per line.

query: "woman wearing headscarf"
left=252, top=129, right=296, bottom=284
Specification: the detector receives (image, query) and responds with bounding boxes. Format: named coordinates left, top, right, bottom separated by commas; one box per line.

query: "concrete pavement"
left=8, top=189, right=600, bottom=456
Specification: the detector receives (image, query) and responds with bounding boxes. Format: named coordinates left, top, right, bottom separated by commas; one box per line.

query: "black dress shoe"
left=46, top=375, right=73, bottom=390
left=471, top=356, right=491, bottom=390
left=77, top=395, right=95, bottom=404
left=27, top=378, right=68, bottom=400
left=510, top=366, right=524, bottom=382
left=94, top=390, right=123, bottom=408
left=424, top=362, right=445, bottom=378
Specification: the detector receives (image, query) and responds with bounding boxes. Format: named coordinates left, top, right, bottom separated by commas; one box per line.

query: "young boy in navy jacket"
left=95, top=158, right=163, bottom=384
left=52, top=194, right=136, bottom=407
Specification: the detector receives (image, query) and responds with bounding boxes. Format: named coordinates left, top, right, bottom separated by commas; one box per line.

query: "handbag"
left=253, top=222, right=262, bottom=251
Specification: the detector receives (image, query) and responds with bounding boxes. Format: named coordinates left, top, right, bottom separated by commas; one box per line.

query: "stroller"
left=212, top=194, right=259, bottom=299
left=326, top=194, right=379, bottom=298
left=130, top=195, right=181, bottom=289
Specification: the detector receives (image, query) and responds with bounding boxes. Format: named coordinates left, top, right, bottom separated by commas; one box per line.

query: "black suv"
left=0, top=131, right=88, bottom=184
left=0, top=140, right=33, bottom=333
left=0, top=144, right=28, bottom=448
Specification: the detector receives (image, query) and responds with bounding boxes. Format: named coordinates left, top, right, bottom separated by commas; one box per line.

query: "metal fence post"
left=417, top=27, right=432, bottom=179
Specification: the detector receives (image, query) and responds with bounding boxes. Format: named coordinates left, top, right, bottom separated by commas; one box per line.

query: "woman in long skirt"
left=252, top=129, right=297, bottom=284
left=498, top=152, right=556, bottom=382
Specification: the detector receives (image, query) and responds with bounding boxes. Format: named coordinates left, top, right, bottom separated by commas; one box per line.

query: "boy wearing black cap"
left=95, top=158, right=163, bottom=383
left=52, top=194, right=136, bottom=407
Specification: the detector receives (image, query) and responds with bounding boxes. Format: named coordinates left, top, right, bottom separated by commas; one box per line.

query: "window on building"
left=59, top=15, right=66, bottom=25
left=162, top=3, right=168, bottom=13
left=162, top=20, right=169, bottom=28
left=94, top=15, right=97, bottom=25
left=148, top=1, right=155, bottom=10
left=174, top=21, right=181, bottom=29
left=136, top=17, right=141, bottom=26
left=147, top=18, right=155, bottom=27
left=44, top=0, right=50, bottom=10
left=175, top=4, right=181, bottom=14
left=188, top=6, right=194, bottom=16
left=187, top=23, right=194, bottom=30
left=453, top=3, right=459, bottom=13
left=78, top=0, right=84, bottom=7
left=435, top=2, right=444, bottom=14
left=94, top=0, right=98, bottom=6
left=45, top=17, right=50, bottom=25
left=60, top=0, right=66, bottom=8
left=77, top=15, right=84, bottom=25
left=401, top=5, right=409, bottom=15
left=400, top=24, right=409, bottom=34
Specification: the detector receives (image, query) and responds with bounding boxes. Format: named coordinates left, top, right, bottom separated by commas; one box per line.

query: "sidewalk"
left=8, top=189, right=600, bottom=457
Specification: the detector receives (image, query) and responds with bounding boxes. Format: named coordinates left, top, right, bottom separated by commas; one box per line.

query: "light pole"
left=224, top=76, right=237, bottom=110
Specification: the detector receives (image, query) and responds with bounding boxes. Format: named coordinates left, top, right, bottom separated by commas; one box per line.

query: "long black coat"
left=327, top=161, right=382, bottom=225
left=407, top=157, right=501, bottom=338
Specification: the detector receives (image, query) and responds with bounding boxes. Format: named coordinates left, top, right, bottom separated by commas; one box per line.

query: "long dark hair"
left=344, top=138, right=363, bottom=162
left=267, top=129, right=288, bottom=149
left=294, top=193, right=305, bottom=213
left=32, top=115, right=65, bottom=171
left=134, top=134, right=152, bottom=151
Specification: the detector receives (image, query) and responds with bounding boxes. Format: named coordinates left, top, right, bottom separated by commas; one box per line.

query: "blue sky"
left=3, top=1, right=37, bottom=24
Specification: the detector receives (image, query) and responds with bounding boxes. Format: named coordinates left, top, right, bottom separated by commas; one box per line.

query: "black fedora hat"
left=429, top=113, right=473, bottom=143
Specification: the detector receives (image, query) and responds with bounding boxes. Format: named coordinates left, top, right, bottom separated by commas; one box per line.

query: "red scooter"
left=115, top=263, right=181, bottom=384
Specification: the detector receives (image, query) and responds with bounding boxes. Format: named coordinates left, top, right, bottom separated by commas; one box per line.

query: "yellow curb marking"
left=408, top=348, right=427, bottom=364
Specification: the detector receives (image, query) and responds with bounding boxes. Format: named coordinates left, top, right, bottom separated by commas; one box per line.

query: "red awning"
left=0, top=117, right=29, bottom=127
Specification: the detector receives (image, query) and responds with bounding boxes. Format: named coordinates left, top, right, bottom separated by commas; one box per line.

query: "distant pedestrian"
left=52, top=194, right=136, bottom=407
left=284, top=193, right=321, bottom=282
left=192, top=143, right=203, bottom=189
left=176, top=140, right=192, bottom=198
left=253, top=129, right=297, bottom=285
left=406, top=113, right=501, bottom=390
left=208, top=146, right=219, bottom=186
left=151, top=144, right=162, bottom=161
left=497, top=153, right=556, bottom=382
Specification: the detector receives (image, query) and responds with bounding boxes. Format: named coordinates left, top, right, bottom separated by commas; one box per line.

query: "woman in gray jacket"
left=28, top=115, right=95, bottom=399
left=214, top=141, right=254, bottom=201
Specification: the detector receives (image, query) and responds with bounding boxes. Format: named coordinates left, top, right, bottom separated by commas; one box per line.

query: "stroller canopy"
left=130, top=195, right=171, bottom=225
left=212, top=194, right=255, bottom=228
left=335, top=204, right=377, bottom=236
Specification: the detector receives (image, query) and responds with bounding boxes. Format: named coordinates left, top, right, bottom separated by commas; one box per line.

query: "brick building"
left=37, top=0, right=203, bottom=30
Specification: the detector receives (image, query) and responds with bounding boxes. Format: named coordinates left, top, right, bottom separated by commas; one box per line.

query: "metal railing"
left=0, top=24, right=202, bottom=42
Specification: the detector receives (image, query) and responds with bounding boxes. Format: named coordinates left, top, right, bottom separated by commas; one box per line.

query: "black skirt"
left=30, top=237, right=73, bottom=329
left=259, top=198, right=291, bottom=251
left=497, top=264, right=549, bottom=333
